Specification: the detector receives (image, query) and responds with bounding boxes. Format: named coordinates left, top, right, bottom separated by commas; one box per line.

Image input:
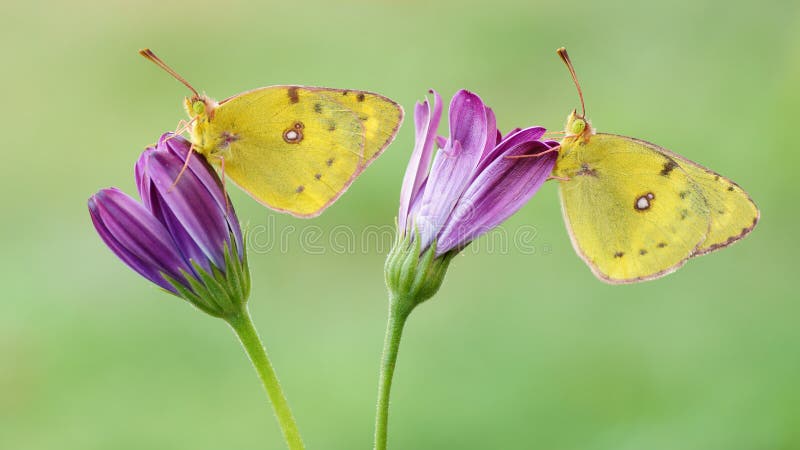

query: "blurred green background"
left=2, top=0, right=799, bottom=448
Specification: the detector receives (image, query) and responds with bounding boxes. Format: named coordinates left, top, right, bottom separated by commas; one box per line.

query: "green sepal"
left=191, top=260, right=235, bottom=313
left=227, top=233, right=251, bottom=302
left=159, top=233, right=251, bottom=319
left=384, top=227, right=455, bottom=317
left=162, top=272, right=225, bottom=317
left=397, top=229, right=422, bottom=296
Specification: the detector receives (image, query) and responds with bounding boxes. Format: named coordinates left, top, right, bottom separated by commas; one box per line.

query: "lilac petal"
left=435, top=135, right=448, bottom=149
left=481, top=106, right=498, bottom=159
left=415, top=140, right=470, bottom=251
left=89, top=188, right=192, bottom=293
left=413, top=99, right=429, bottom=137
left=437, top=140, right=558, bottom=255
left=166, top=135, right=244, bottom=259
left=448, top=90, right=489, bottom=173
left=134, top=147, right=155, bottom=211
left=503, top=128, right=522, bottom=141
left=398, top=90, right=442, bottom=231
left=475, top=126, right=547, bottom=177
left=146, top=149, right=232, bottom=271
left=135, top=145, right=211, bottom=271
left=406, top=177, right=427, bottom=225
left=146, top=182, right=214, bottom=275
left=414, top=91, right=489, bottom=250
left=144, top=134, right=244, bottom=260
left=159, top=134, right=228, bottom=215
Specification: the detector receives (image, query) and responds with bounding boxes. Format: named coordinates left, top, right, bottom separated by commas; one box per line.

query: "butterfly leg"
left=215, top=155, right=231, bottom=212
left=168, top=144, right=195, bottom=190
left=173, top=117, right=198, bottom=137
left=504, top=145, right=561, bottom=160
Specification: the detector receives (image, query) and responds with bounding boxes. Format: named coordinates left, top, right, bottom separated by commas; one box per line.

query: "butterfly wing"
left=620, top=136, right=760, bottom=256
left=321, top=89, right=404, bottom=171
left=207, top=86, right=401, bottom=217
left=555, top=133, right=711, bottom=283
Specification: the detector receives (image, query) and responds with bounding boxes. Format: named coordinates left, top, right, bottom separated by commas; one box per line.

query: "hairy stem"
left=374, top=300, right=412, bottom=450
left=228, top=308, right=305, bottom=450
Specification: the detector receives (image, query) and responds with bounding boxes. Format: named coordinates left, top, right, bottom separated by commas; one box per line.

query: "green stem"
left=374, top=300, right=412, bottom=450
left=227, top=308, right=305, bottom=450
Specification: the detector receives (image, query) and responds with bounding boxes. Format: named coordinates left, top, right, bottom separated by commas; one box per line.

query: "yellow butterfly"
left=550, top=48, right=759, bottom=284
left=140, top=49, right=403, bottom=218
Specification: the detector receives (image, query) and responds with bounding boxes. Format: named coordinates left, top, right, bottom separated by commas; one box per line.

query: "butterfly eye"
left=192, top=101, right=205, bottom=115
left=571, top=118, right=586, bottom=135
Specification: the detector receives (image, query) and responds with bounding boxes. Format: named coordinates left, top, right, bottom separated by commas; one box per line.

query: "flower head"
left=398, top=89, right=558, bottom=256
left=88, top=134, right=249, bottom=317
left=387, top=89, right=557, bottom=306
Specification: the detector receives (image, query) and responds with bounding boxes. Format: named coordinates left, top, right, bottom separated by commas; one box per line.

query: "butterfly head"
left=564, top=109, right=593, bottom=142
left=184, top=95, right=217, bottom=121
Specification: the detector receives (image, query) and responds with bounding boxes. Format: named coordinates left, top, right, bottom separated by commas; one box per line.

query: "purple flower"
left=386, top=89, right=557, bottom=307
left=88, top=134, right=249, bottom=317
left=398, top=89, right=558, bottom=256
left=377, top=90, right=559, bottom=450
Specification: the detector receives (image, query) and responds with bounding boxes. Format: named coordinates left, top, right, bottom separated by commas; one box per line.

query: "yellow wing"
left=200, top=86, right=401, bottom=217
left=327, top=88, right=404, bottom=171
left=621, top=136, right=760, bottom=255
left=554, top=134, right=711, bottom=284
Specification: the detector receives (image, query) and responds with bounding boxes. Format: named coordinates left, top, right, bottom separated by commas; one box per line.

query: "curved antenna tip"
left=556, top=47, right=585, bottom=118
left=138, top=48, right=199, bottom=97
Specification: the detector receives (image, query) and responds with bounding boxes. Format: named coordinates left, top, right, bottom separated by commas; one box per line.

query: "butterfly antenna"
left=557, top=47, right=586, bottom=118
left=139, top=48, right=199, bottom=97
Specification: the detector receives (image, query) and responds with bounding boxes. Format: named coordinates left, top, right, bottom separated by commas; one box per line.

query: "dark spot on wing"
left=714, top=175, right=720, bottom=181
left=314, top=173, right=322, bottom=180
left=657, top=242, right=667, bottom=248
left=614, top=251, right=625, bottom=258
left=660, top=160, right=678, bottom=176
left=635, top=193, right=654, bottom=211
left=327, top=157, right=335, bottom=166
left=314, top=103, right=322, bottom=113
left=576, top=163, right=597, bottom=177
left=327, top=120, right=336, bottom=131
left=295, top=185, right=304, bottom=193
left=728, top=186, right=735, bottom=192
left=679, top=191, right=690, bottom=199
left=342, top=90, right=349, bottom=96
left=283, top=125, right=303, bottom=143
left=288, top=87, right=299, bottom=104
left=680, top=209, right=689, bottom=220
left=639, top=249, right=648, bottom=255
left=356, top=93, right=365, bottom=102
